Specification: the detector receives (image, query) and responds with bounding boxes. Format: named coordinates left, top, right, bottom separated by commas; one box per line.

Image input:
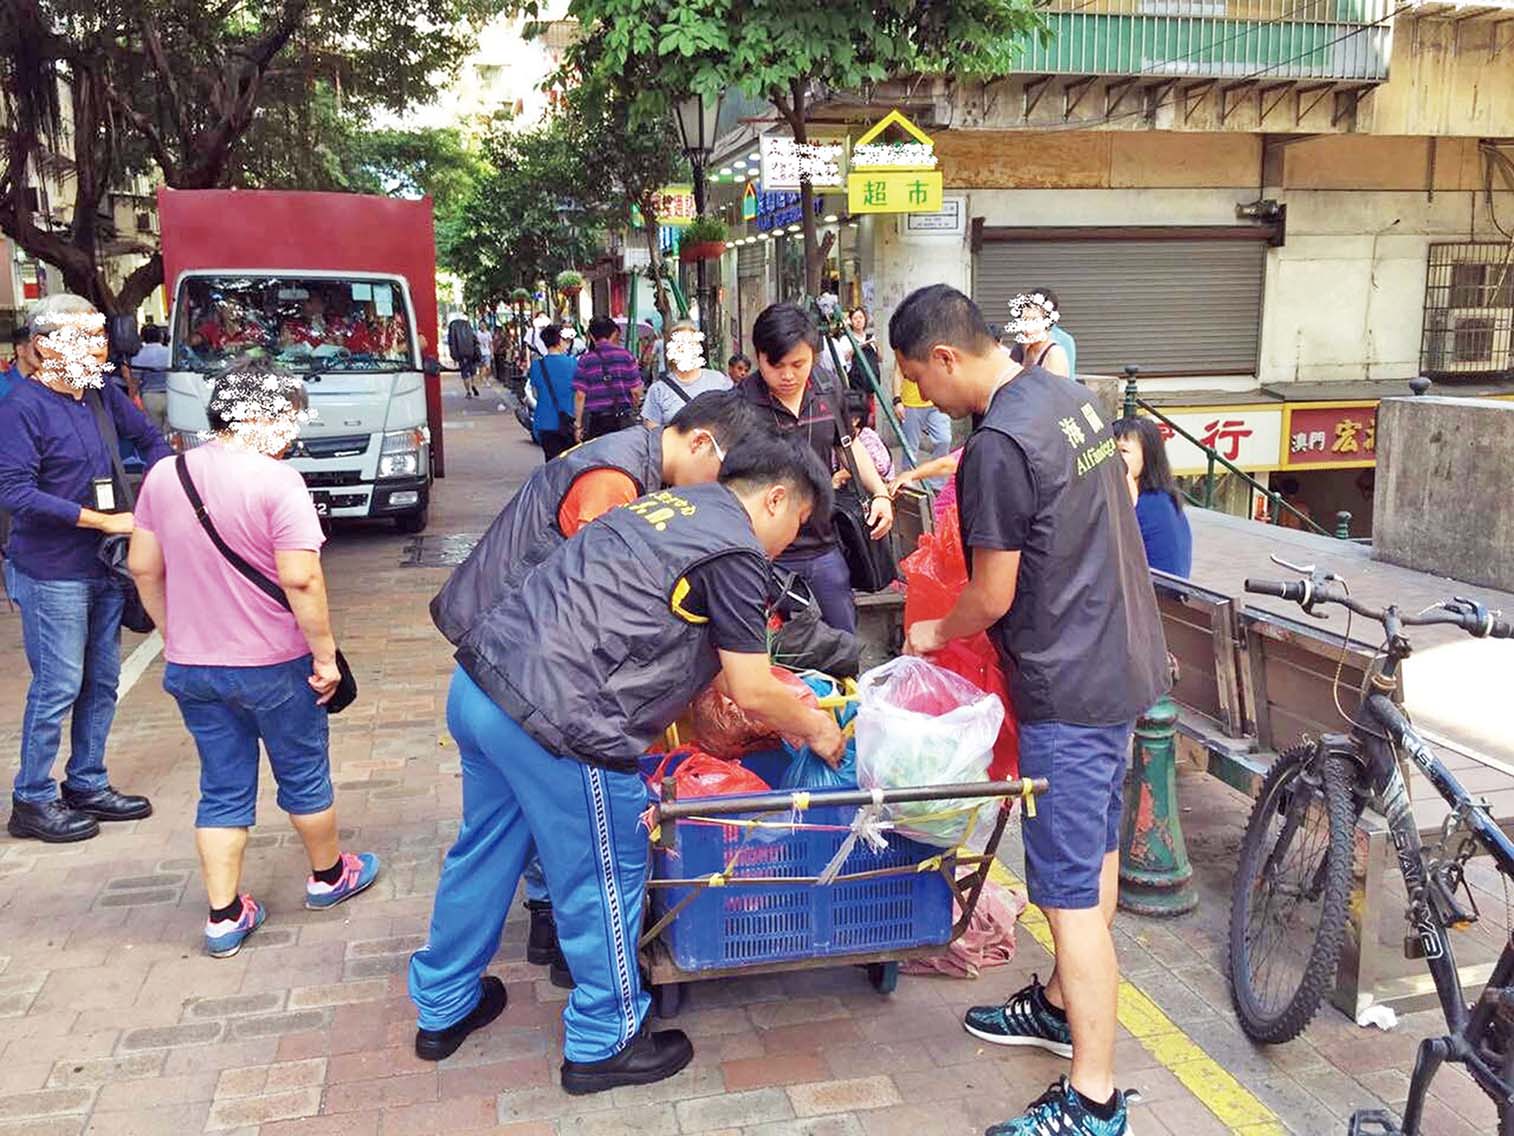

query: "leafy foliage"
left=0, top=0, right=502, bottom=313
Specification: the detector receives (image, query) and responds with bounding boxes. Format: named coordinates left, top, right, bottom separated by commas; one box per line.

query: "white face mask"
left=666, top=329, right=706, bottom=374
left=37, top=312, right=111, bottom=391
left=1006, top=293, right=1059, bottom=345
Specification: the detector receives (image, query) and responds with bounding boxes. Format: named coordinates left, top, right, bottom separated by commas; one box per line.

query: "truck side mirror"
left=422, top=355, right=442, bottom=377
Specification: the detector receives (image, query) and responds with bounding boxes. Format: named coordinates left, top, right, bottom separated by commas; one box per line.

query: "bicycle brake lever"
left=1269, top=554, right=1315, bottom=575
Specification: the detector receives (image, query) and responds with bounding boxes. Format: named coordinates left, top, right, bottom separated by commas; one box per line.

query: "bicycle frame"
left=1353, top=687, right=1514, bottom=1134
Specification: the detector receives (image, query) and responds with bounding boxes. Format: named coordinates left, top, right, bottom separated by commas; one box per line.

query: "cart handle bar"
left=654, top=778, right=1048, bottom=822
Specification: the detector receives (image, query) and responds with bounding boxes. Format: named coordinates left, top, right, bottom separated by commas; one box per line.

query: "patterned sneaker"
left=305, top=851, right=381, bottom=910
left=964, top=974, right=1074, bottom=1058
left=985, top=1077, right=1135, bottom=1136
left=204, top=895, right=266, bottom=958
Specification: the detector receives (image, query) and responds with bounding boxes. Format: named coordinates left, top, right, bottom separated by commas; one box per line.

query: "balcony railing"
left=1012, top=0, right=1397, bottom=82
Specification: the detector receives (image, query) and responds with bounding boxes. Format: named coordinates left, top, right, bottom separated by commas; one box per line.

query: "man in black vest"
left=431, top=391, right=759, bottom=983
left=410, top=434, right=844, bottom=1095
left=892, top=285, right=1167, bottom=1136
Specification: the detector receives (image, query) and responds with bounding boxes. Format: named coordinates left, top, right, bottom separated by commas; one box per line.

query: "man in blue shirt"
left=0, top=295, right=170, bottom=843
left=1, top=325, right=33, bottom=400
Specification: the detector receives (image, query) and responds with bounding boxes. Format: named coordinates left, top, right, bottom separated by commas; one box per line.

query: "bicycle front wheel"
left=1228, top=742, right=1356, bottom=1044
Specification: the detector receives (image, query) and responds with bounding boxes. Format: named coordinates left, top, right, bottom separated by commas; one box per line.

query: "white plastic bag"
left=855, top=656, right=1005, bottom=847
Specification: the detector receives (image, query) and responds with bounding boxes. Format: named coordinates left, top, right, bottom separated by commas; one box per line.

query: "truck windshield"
left=173, top=275, right=414, bottom=373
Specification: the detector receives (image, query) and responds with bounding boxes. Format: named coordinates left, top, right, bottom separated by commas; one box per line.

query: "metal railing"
left=1120, top=365, right=1349, bottom=539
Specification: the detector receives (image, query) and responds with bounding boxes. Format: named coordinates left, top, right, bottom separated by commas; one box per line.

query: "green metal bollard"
left=1335, top=510, right=1352, bottom=539
left=1118, top=695, right=1198, bottom=916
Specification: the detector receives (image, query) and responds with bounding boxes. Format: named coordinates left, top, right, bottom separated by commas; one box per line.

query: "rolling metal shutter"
left=973, top=235, right=1266, bottom=376
left=737, top=242, right=765, bottom=278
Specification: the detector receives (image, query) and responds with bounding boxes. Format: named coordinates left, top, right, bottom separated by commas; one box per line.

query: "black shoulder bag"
left=84, top=389, right=155, bottom=634
left=173, top=455, right=357, bottom=714
left=822, top=368, right=898, bottom=593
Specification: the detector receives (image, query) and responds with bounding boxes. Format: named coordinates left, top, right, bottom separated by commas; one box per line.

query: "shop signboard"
left=647, top=185, right=696, bottom=226
left=847, top=109, right=944, bottom=215
left=903, top=195, right=965, bottom=238
left=753, top=190, right=827, bottom=232
left=759, top=136, right=845, bottom=192
left=741, top=182, right=758, bottom=222
left=1151, top=406, right=1286, bottom=475
left=1282, top=401, right=1378, bottom=469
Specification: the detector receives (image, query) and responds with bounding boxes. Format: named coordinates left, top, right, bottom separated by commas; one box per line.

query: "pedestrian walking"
left=1113, top=417, right=1193, bottom=577
left=431, top=390, right=759, bottom=988
left=735, top=303, right=894, bottom=634
left=890, top=319, right=953, bottom=486
left=2, top=324, right=34, bottom=398
left=0, top=294, right=165, bottom=843
left=410, top=434, right=842, bottom=1095
left=127, top=358, right=379, bottom=957
left=528, top=326, right=579, bottom=460
left=572, top=315, right=643, bottom=441
left=475, top=322, right=495, bottom=387
left=1037, top=286, right=1078, bottom=377
left=129, top=324, right=172, bottom=437
left=1004, top=291, right=1072, bottom=377
left=726, top=353, right=752, bottom=383
left=640, top=321, right=731, bottom=427
left=894, top=285, right=1166, bottom=1136
left=447, top=315, right=483, bottom=398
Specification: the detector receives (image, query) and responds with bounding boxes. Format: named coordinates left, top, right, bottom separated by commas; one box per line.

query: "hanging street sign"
left=759, top=136, right=845, bottom=192
left=632, top=186, right=696, bottom=227
left=846, top=110, right=944, bottom=215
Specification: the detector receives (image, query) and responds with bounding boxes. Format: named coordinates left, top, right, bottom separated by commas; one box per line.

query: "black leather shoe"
left=7, top=798, right=100, bottom=843
left=549, top=956, right=575, bottom=990
left=525, top=900, right=558, bottom=966
left=60, top=785, right=152, bottom=822
left=414, top=976, right=508, bottom=1062
left=560, top=1026, right=693, bottom=1096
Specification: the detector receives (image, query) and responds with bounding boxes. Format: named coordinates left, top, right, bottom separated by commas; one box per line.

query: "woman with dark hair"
left=735, top=303, right=892, bottom=632
left=1112, top=417, right=1192, bottom=577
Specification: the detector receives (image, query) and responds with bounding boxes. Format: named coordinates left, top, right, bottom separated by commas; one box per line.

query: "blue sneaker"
left=204, top=895, right=266, bottom=958
left=986, top=1077, right=1136, bottom=1136
left=964, top=974, right=1074, bottom=1058
left=305, top=851, right=380, bottom=910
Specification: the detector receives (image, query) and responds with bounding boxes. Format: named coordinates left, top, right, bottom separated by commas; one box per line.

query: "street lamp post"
left=675, top=92, right=724, bottom=338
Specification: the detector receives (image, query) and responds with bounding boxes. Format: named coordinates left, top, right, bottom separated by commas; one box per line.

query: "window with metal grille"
left=1421, top=242, right=1514, bottom=380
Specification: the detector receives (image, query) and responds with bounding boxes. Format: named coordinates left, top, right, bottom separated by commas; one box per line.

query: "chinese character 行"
left=864, top=180, right=888, bottom=207
left=1200, top=418, right=1254, bottom=461
left=1058, top=417, right=1086, bottom=448
left=1332, top=418, right=1362, bottom=454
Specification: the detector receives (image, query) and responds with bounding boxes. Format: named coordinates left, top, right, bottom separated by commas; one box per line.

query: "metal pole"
left=692, top=162, right=709, bottom=339
left=655, top=777, right=1049, bottom=822
left=1123, top=364, right=1140, bottom=418
left=1204, top=453, right=1216, bottom=509
left=1335, top=510, right=1352, bottom=539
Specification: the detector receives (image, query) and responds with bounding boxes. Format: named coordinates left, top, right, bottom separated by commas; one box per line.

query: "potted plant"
left=509, top=287, right=531, bottom=304
left=555, top=269, right=584, bottom=296
left=678, top=216, right=729, bottom=263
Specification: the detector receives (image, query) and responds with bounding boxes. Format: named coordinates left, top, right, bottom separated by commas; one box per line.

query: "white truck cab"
left=165, top=269, right=432, bottom=532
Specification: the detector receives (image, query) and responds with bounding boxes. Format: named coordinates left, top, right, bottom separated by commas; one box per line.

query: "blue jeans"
left=410, top=667, right=652, bottom=1062
left=902, top=406, right=953, bottom=489
left=12, top=568, right=124, bottom=805
left=163, top=655, right=333, bottom=828
left=776, top=545, right=856, bottom=633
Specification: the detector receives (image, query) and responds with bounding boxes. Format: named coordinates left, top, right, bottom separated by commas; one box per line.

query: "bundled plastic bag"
left=778, top=671, right=858, bottom=790
left=646, top=745, right=771, bottom=799
left=688, top=667, right=818, bottom=758
left=854, top=656, right=1004, bottom=847
left=900, top=506, right=1020, bottom=780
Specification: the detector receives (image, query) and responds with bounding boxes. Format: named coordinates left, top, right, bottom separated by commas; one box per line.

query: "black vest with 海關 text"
left=454, top=481, right=768, bottom=770
left=961, top=366, right=1169, bottom=725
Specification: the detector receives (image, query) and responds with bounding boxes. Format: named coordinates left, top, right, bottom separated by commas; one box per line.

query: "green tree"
left=0, top=0, right=501, bottom=314
left=558, top=0, right=1043, bottom=295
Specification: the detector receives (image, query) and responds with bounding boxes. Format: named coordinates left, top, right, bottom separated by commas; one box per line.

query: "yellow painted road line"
left=990, top=861, right=1286, bottom=1136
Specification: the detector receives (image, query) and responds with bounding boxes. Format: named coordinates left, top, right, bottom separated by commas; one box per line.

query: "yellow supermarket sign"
left=847, top=171, right=943, bottom=214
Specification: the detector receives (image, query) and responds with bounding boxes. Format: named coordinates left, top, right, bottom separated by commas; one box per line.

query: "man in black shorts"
left=893, top=285, right=1167, bottom=1136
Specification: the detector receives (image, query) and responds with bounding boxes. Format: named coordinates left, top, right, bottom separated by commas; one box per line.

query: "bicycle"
left=1225, top=556, right=1514, bottom=1135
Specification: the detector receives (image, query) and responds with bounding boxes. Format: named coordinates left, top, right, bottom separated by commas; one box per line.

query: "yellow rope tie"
left=706, top=872, right=727, bottom=887
left=1021, top=779, right=1038, bottom=819
left=915, top=854, right=944, bottom=874
left=650, top=824, right=661, bottom=843
left=791, top=791, right=811, bottom=812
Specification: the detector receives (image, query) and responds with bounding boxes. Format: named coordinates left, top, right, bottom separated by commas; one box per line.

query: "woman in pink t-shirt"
left=128, top=359, right=379, bottom=959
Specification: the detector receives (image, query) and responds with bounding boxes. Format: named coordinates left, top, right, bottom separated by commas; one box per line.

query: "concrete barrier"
left=1374, top=395, right=1514, bottom=593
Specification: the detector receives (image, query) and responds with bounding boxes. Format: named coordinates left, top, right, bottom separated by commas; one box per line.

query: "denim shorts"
left=1017, top=719, right=1134, bottom=910
left=164, top=655, right=333, bottom=828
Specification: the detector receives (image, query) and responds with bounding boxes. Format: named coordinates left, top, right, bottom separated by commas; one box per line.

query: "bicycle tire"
left=1228, top=741, right=1356, bottom=1044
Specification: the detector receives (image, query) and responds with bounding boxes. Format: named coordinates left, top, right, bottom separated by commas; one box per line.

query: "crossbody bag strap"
left=84, top=389, right=137, bottom=510
left=173, top=455, right=293, bottom=613
left=536, top=358, right=563, bottom=419
left=819, top=338, right=868, bottom=503
left=658, top=372, right=694, bottom=405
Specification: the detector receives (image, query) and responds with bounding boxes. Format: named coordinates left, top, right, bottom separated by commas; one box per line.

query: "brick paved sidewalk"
left=0, top=393, right=1499, bottom=1135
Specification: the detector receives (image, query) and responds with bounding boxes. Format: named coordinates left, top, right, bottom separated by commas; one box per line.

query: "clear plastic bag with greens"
left=854, top=656, right=1004, bottom=847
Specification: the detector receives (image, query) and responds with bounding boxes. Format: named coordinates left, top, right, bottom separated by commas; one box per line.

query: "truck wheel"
left=394, top=507, right=429, bottom=535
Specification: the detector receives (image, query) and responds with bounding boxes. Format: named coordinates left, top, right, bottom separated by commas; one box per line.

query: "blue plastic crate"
left=649, top=749, right=955, bottom=973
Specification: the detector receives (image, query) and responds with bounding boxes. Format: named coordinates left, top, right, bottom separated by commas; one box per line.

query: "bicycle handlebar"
left=1244, top=578, right=1513, bottom=639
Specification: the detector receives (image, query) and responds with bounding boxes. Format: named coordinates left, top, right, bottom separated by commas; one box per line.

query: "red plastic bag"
left=688, top=668, right=818, bottom=758
left=901, top=507, right=1020, bottom=780
left=649, top=745, right=772, bottom=799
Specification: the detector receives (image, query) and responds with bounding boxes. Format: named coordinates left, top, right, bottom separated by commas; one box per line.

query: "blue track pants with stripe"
left=409, top=666, right=651, bottom=1062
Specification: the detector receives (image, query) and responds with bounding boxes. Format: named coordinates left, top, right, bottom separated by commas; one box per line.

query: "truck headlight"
left=379, top=428, right=424, bottom=478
